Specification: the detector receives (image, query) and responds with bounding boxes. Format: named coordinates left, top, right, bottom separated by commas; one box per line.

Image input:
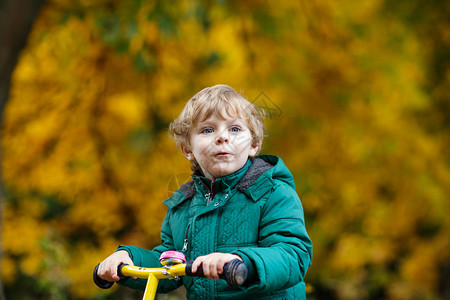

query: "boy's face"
left=182, top=109, right=259, bottom=180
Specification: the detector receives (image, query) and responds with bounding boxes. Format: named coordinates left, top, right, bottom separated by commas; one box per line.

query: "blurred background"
left=0, top=0, right=449, bottom=299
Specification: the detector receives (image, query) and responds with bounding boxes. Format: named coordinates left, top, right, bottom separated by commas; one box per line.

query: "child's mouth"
left=215, top=152, right=231, bottom=157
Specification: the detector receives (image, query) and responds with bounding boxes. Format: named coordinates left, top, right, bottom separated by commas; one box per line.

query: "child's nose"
left=216, top=134, right=229, bottom=145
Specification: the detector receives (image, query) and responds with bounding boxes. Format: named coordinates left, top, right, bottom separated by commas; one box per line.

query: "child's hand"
left=191, top=252, right=243, bottom=280
left=97, top=250, right=135, bottom=282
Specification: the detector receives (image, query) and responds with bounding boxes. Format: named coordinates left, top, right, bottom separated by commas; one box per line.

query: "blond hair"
left=169, top=85, right=265, bottom=169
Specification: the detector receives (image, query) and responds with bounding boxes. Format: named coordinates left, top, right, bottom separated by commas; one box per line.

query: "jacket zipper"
left=199, top=178, right=216, bottom=206
left=207, top=180, right=216, bottom=205
left=182, top=224, right=190, bottom=252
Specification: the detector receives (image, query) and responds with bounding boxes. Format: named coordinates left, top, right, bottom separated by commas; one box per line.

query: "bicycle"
left=93, top=251, right=248, bottom=300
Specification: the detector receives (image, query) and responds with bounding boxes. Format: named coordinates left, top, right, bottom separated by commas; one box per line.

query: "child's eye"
left=201, top=128, right=214, bottom=134
left=230, top=126, right=241, bottom=133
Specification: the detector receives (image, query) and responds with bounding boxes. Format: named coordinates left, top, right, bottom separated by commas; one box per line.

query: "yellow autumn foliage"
left=1, top=0, right=449, bottom=299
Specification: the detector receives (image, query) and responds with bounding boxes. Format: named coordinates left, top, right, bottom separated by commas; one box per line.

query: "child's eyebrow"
left=227, top=118, right=245, bottom=125
left=195, top=115, right=244, bottom=127
left=195, top=119, right=214, bottom=127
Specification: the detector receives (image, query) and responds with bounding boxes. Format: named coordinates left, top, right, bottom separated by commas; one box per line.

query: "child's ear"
left=180, top=143, right=195, bottom=161
left=249, top=143, right=260, bottom=157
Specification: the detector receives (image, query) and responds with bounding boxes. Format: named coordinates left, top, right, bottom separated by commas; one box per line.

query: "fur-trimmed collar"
left=179, top=157, right=273, bottom=199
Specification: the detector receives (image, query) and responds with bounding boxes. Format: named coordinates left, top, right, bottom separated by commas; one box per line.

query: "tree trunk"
left=0, top=0, right=46, bottom=298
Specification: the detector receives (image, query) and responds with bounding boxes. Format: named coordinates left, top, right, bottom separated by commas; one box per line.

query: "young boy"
left=97, top=84, right=313, bottom=299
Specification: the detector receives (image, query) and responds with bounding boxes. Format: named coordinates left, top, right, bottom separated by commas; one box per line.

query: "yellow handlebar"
left=119, top=264, right=187, bottom=280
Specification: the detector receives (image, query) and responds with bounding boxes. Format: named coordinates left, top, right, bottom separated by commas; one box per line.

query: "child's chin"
left=211, top=166, right=235, bottom=178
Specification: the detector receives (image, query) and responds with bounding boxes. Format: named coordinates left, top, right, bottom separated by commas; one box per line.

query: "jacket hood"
left=254, top=155, right=296, bottom=190
left=237, top=155, right=297, bottom=203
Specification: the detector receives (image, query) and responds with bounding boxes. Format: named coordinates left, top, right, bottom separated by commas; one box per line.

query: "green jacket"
left=117, top=155, right=313, bottom=299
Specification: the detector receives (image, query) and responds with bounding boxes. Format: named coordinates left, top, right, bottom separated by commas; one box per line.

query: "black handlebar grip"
left=93, top=263, right=128, bottom=289
left=185, top=259, right=248, bottom=287
left=117, top=263, right=128, bottom=279
left=93, top=264, right=114, bottom=289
